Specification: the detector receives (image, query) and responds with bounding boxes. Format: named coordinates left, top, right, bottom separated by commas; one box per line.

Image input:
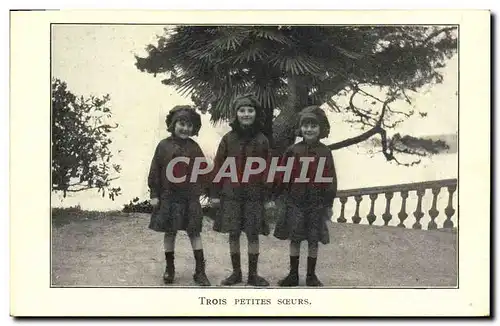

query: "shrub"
left=122, top=197, right=153, bottom=213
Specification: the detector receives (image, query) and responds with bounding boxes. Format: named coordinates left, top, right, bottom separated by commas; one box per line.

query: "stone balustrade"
left=333, top=178, right=458, bottom=230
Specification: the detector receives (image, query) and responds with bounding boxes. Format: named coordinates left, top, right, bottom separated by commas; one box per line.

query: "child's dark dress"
left=148, top=136, right=207, bottom=237
left=273, top=140, right=337, bottom=245
left=211, top=126, right=271, bottom=238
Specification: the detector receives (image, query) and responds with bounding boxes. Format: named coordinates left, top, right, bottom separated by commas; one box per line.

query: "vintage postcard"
left=10, top=10, right=490, bottom=317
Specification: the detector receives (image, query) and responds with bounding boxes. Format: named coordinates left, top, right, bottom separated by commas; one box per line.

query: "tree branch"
left=422, top=27, right=456, bottom=45
left=357, top=87, right=386, bottom=104
left=379, top=127, right=394, bottom=160
left=65, top=186, right=97, bottom=193
left=376, top=95, right=394, bottom=126
left=387, top=107, right=413, bottom=118
left=325, top=98, right=341, bottom=113
left=348, top=86, right=374, bottom=122
left=328, top=95, right=396, bottom=150
left=401, top=88, right=413, bottom=105
left=60, top=176, right=120, bottom=191
left=355, top=86, right=415, bottom=126
left=328, top=125, right=382, bottom=150
left=95, top=123, right=119, bottom=130
left=52, top=185, right=93, bottom=193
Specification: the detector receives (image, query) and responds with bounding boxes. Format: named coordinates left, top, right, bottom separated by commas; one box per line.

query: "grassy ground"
left=51, top=208, right=457, bottom=288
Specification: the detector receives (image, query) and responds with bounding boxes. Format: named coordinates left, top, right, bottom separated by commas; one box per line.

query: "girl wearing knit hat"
left=148, top=105, right=211, bottom=286
left=210, top=94, right=273, bottom=287
left=273, top=105, right=338, bottom=287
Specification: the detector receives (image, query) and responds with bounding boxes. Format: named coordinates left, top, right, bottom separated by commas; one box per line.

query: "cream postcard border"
left=10, top=10, right=490, bottom=316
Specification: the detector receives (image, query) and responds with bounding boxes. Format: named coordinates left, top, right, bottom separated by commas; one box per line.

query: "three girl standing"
left=147, top=98, right=337, bottom=287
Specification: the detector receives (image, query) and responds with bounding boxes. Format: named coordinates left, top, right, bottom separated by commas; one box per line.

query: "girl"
left=210, top=94, right=272, bottom=287
left=273, top=105, right=337, bottom=287
left=148, top=105, right=211, bottom=286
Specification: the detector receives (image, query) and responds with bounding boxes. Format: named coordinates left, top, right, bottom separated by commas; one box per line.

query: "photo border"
left=48, top=22, right=460, bottom=291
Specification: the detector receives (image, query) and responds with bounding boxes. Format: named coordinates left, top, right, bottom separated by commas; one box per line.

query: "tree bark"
left=262, top=105, right=274, bottom=146
left=271, top=75, right=309, bottom=156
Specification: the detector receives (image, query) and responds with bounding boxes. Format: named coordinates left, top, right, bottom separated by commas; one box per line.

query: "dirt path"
left=51, top=212, right=457, bottom=287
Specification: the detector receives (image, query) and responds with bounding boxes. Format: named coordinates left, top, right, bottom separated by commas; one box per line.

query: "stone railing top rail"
left=337, top=178, right=458, bottom=198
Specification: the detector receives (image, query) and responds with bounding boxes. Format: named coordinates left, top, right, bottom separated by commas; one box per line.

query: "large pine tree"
left=135, top=25, right=457, bottom=164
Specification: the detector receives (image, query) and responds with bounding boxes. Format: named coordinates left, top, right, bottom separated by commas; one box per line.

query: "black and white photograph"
left=50, top=22, right=459, bottom=288
left=9, top=9, right=490, bottom=317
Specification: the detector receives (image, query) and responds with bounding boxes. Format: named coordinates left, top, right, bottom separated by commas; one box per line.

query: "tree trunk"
left=262, top=105, right=274, bottom=146
left=271, top=75, right=309, bottom=156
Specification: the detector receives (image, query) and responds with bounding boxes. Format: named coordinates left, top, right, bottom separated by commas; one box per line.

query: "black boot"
left=163, top=251, right=175, bottom=284
left=306, top=257, right=323, bottom=287
left=193, top=250, right=211, bottom=286
left=278, top=256, right=300, bottom=287
left=247, top=253, right=269, bottom=287
left=221, top=253, right=242, bottom=286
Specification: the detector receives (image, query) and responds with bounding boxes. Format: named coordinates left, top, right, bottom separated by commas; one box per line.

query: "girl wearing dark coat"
left=148, top=105, right=211, bottom=286
left=273, top=106, right=338, bottom=287
left=210, top=95, right=272, bottom=287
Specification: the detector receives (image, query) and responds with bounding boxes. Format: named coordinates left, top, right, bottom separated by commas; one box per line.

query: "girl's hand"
left=210, top=198, right=221, bottom=206
left=150, top=198, right=159, bottom=206
left=264, top=201, right=276, bottom=209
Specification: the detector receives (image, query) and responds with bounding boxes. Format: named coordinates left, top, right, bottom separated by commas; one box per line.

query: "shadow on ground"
left=51, top=211, right=457, bottom=288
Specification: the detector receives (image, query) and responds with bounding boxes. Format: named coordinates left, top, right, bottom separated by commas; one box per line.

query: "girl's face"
left=301, top=119, right=320, bottom=142
left=236, top=106, right=256, bottom=127
left=174, top=119, right=193, bottom=139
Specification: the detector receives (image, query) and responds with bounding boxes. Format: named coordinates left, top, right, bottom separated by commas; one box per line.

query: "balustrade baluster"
left=443, top=185, right=457, bottom=229
left=337, top=197, right=348, bottom=223
left=412, top=189, right=426, bottom=229
left=352, top=195, right=363, bottom=224
left=367, top=194, right=378, bottom=225
left=397, top=191, right=409, bottom=228
left=382, top=192, right=394, bottom=226
left=427, top=187, right=441, bottom=230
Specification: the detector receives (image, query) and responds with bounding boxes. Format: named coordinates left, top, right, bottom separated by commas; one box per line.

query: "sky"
left=51, top=25, right=458, bottom=212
